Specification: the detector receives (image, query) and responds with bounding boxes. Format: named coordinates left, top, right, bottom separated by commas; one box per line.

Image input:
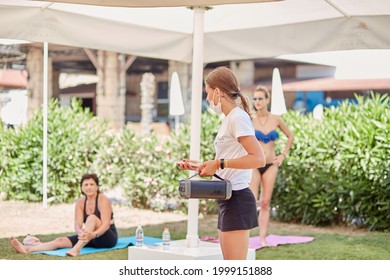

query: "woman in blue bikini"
left=250, top=85, right=294, bottom=247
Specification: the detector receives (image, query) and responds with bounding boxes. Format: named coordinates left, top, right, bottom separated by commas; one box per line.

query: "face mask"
left=208, top=90, right=222, bottom=114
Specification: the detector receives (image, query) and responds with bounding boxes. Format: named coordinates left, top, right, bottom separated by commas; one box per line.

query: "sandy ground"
left=0, top=199, right=369, bottom=240
left=0, top=200, right=187, bottom=238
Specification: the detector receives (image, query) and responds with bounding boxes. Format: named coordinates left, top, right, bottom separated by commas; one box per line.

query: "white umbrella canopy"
left=271, top=68, right=287, bottom=116
left=0, top=2, right=193, bottom=62
left=203, top=0, right=390, bottom=62
left=38, top=0, right=275, bottom=7
left=1, top=0, right=390, bottom=63
left=0, top=0, right=276, bottom=62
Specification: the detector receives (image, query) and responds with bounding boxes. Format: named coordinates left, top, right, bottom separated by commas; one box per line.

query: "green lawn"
left=1, top=216, right=389, bottom=260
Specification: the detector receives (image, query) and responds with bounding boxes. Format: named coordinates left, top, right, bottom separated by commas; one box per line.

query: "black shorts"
left=217, top=188, right=259, bottom=232
left=67, top=224, right=118, bottom=248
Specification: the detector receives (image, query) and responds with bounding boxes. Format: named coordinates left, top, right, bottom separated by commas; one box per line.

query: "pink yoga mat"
left=249, top=234, right=314, bottom=250
left=201, top=235, right=314, bottom=250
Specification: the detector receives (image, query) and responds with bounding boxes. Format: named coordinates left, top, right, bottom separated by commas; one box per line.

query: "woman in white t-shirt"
left=178, top=67, right=266, bottom=260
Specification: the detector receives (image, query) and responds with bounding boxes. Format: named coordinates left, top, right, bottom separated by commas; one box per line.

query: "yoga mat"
left=33, top=236, right=163, bottom=257
left=249, top=234, right=314, bottom=250
left=201, top=235, right=314, bottom=250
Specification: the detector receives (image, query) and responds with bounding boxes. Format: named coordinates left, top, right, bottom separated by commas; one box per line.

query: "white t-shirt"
left=214, top=107, right=255, bottom=191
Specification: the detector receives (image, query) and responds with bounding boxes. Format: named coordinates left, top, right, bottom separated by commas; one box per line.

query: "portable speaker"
left=179, top=173, right=232, bottom=200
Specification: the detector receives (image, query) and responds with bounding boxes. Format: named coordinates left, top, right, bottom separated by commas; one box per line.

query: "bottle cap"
left=164, top=228, right=169, bottom=230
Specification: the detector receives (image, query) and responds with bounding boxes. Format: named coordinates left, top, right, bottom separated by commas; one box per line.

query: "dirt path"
left=0, top=200, right=187, bottom=238
left=1, top=200, right=369, bottom=240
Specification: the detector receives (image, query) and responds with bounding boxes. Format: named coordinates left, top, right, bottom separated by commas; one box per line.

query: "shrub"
left=1, top=93, right=388, bottom=230
left=93, top=126, right=185, bottom=211
left=0, top=116, right=43, bottom=201
left=0, top=98, right=110, bottom=203
left=273, top=93, right=390, bottom=230
left=92, top=109, right=222, bottom=214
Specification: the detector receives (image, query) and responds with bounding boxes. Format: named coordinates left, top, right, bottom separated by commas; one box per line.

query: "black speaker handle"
left=188, top=172, right=225, bottom=181
left=213, top=174, right=225, bottom=181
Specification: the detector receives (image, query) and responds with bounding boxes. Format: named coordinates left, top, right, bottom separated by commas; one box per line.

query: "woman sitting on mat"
left=250, top=86, right=294, bottom=247
left=11, top=173, right=118, bottom=257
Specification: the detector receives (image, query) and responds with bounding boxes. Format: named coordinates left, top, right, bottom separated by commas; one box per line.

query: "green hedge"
left=0, top=98, right=110, bottom=203
left=0, top=94, right=388, bottom=230
left=273, top=93, right=389, bottom=231
left=91, top=110, right=221, bottom=213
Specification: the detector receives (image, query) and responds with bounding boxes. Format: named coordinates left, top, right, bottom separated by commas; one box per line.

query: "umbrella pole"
left=186, top=7, right=205, bottom=248
left=43, top=42, right=48, bottom=208
left=175, top=115, right=179, bottom=134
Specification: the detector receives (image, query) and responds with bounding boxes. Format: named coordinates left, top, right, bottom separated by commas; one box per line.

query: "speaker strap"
left=188, top=172, right=225, bottom=181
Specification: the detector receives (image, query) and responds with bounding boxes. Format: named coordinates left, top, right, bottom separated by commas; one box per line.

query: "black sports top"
left=83, top=194, right=114, bottom=222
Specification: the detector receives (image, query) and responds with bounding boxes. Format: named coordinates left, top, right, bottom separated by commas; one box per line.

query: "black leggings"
left=67, top=224, right=118, bottom=248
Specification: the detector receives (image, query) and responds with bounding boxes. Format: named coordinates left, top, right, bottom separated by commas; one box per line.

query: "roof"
left=0, top=69, right=28, bottom=89
left=282, top=77, right=390, bottom=92
left=243, top=77, right=390, bottom=92
left=60, top=83, right=96, bottom=94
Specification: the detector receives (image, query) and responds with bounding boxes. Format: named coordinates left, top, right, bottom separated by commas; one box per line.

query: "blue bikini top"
left=255, top=129, right=279, bottom=144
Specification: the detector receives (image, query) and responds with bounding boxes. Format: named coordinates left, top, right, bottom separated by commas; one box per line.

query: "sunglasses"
left=253, top=97, right=265, bottom=101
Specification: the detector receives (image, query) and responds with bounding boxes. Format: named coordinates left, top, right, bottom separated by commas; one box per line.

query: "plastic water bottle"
left=162, top=228, right=170, bottom=250
left=135, top=225, right=144, bottom=247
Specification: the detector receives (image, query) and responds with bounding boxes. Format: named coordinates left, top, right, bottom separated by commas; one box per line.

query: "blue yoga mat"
left=32, top=236, right=163, bottom=257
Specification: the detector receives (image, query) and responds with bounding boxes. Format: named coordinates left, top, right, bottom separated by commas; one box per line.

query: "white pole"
left=175, top=115, right=179, bottom=134
left=42, top=42, right=48, bottom=208
left=186, top=7, right=205, bottom=248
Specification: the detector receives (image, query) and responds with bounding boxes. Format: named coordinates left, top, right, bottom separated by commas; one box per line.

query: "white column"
left=95, top=51, right=124, bottom=129
left=26, top=47, right=43, bottom=121
left=230, top=60, right=255, bottom=86
left=140, top=73, right=156, bottom=134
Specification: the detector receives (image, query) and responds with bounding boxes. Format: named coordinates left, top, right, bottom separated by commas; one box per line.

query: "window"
left=156, top=81, right=169, bottom=121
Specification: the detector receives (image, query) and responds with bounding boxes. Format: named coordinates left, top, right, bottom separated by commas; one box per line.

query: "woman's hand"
left=78, top=228, right=91, bottom=242
left=198, top=160, right=219, bottom=176
left=273, top=154, right=285, bottom=167
left=177, top=159, right=201, bottom=171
